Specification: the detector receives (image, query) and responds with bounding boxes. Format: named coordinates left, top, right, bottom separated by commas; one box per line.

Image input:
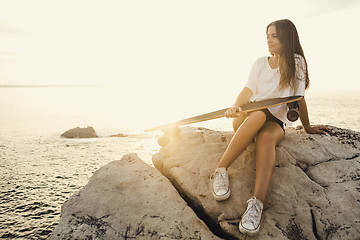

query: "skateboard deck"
left=145, top=95, right=303, bottom=132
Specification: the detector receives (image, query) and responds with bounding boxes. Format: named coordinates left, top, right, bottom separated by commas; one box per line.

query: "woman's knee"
left=249, top=110, right=266, bottom=123
left=232, top=111, right=266, bottom=132
left=256, top=130, right=276, bottom=146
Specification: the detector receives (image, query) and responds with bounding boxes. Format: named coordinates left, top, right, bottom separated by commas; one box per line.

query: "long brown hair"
left=267, top=19, right=309, bottom=89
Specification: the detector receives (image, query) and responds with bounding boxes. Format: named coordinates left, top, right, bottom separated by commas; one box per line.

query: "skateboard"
left=145, top=95, right=303, bottom=132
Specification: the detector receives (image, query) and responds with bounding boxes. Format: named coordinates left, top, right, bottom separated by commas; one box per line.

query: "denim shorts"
left=260, top=108, right=285, bottom=134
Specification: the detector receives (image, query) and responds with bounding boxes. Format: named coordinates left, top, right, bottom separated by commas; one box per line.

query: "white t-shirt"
left=245, top=54, right=306, bottom=127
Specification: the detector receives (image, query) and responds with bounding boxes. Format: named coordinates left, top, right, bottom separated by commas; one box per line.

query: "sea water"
left=0, top=87, right=359, bottom=239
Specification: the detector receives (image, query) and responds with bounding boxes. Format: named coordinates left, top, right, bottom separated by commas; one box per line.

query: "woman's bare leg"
left=253, top=122, right=284, bottom=203
left=232, top=112, right=248, bottom=132
left=217, top=111, right=266, bottom=169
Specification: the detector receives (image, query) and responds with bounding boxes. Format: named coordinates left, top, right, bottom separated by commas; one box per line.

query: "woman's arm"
left=233, top=87, right=253, bottom=107
left=225, top=87, right=253, bottom=118
left=299, top=97, right=330, bottom=134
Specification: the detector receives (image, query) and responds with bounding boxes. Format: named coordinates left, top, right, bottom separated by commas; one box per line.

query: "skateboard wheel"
left=158, top=134, right=170, bottom=147
left=287, top=108, right=299, bottom=122
left=287, top=101, right=300, bottom=122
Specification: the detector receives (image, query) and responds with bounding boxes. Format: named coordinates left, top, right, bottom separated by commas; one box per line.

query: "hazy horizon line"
left=0, top=84, right=359, bottom=92
left=0, top=84, right=103, bottom=88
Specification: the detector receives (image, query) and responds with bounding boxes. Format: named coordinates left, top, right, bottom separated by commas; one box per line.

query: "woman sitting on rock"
left=210, top=19, right=329, bottom=236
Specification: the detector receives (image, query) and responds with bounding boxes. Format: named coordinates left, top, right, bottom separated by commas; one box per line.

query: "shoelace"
left=243, top=199, right=261, bottom=226
left=211, top=170, right=228, bottom=191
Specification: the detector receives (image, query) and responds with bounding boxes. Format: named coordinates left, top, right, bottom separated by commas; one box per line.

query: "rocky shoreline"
left=51, top=126, right=360, bottom=239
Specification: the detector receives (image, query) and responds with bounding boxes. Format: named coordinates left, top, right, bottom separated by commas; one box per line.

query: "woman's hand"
left=225, top=106, right=242, bottom=118
left=305, top=125, right=330, bottom=135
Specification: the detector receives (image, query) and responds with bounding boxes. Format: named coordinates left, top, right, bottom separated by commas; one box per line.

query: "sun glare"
left=0, top=1, right=359, bottom=123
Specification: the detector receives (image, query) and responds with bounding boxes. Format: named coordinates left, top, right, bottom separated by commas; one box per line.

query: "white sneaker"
left=210, top=167, right=230, bottom=201
left=239, top=196, right=263, bottom=235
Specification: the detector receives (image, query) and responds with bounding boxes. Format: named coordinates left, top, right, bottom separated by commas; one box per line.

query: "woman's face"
left=267, top=25, right=282, bottom=55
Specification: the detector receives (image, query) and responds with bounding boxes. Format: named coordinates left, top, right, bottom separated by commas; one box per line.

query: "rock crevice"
left=50, top=154, right=221, bottom=240
left=51, top=125, right=360, bottom=239
left=310, top=208, right=320, bottom=240
left=152, top=126, right=360, bottom=239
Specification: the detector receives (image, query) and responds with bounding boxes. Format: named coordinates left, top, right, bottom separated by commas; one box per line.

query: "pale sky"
left=1, top=0, right=360, bottom=110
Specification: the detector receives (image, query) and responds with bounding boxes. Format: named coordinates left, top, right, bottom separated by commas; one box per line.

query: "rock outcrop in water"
left=61, top=127, right=98, bottom=138
left=152, top=126, right=360, bottom=239
left=61, top=126, right=127, bottom=138
left=50, top=153, right=220, bottom=239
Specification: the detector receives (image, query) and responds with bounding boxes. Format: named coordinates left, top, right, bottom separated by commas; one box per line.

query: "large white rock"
left=152, top=126, right=360, bottom=239
left=50, top=153, right=220, bottom=239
